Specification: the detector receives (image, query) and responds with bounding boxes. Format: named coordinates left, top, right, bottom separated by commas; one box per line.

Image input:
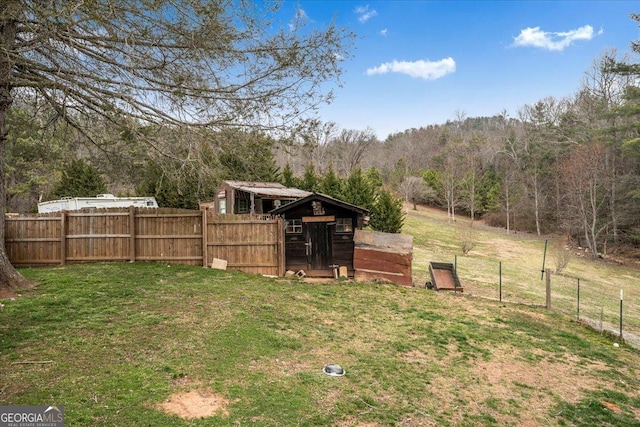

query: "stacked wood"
left=353, top=229, right=413, bottom=287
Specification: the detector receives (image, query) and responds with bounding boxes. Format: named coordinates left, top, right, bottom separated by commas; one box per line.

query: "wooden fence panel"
left=5, top=215, right=62, bottom=265
left=206, top=213, right=283, bottom=276
left=135, top=211, right=203, bottom=264
left=65, top=211, right=130, bottom=262
left=5, top=209, right=284, bottom=275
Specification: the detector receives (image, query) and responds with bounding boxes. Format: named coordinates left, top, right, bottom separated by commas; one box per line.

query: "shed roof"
left=269, top=192, right=369, bottom=215
left=222, top=180, right=311, bottom=199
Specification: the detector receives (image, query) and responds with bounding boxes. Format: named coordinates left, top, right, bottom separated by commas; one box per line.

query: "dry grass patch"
left=158, top=388, right=231, bottom=419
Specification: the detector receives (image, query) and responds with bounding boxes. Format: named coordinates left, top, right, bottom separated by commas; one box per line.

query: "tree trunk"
left=532, top=171, right=541, bottom=236
left=0, top=4, right=31, bottom=290
left=505, top=180, right=510, bottom=234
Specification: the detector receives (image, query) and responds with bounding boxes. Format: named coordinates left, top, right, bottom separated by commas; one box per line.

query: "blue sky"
left=278, top=1, right=640, bottom=139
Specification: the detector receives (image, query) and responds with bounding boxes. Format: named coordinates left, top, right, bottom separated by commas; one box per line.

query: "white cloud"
left=513, top=25, right=600, bottom=51
left=366, top=58, right=456, bottom=80
left=380, top=28, right=388, bottom=36
left=355, top=5, right=378, bottom=23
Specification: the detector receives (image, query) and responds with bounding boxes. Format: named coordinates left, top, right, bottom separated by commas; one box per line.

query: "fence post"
left=620, top=289, right=624, bottom=341
left=577, top=278, right=580, bottom=320
left=202, top=209, right=208, bottom=268
left=278, top=217, right=285, bottom=276
left=60, top=211, right=67, bottom=265
left=499, top=261, right=502, bottom=302
left=129, top=206, right=136, bottom=262
left=545, top=268, right=551, bottom=310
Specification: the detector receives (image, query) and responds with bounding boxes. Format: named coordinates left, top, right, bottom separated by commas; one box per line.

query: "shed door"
left=306, top=223, right=331, bottom=270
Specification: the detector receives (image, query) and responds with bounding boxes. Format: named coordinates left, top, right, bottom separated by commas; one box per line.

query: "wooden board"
left=353, top=229, right=413, bottom=254
left=354, top=248, right=412, bottom=269
left=302, top=215, right=335, bottom=223
left=353, top=230, right=413, bottom=287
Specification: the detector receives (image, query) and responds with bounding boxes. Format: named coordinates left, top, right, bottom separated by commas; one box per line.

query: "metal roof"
left=222, top=180, right=311, bottom=198
left=270, top=192, right=369, bottom=215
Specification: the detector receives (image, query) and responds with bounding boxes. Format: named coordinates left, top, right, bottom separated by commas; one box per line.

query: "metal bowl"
left=322, top=364, right=345, bottom=376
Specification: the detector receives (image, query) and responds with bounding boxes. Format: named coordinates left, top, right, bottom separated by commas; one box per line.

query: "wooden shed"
left=270, top=193, right=369, bottom=277
left=209, top=180, right=311, bottom=215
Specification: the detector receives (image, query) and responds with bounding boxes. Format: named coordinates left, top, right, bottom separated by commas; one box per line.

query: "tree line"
left=7, top=42, right=640, bottom=260
left=1, top=2, right=639, bottom=289
left=278, top=46, right=640, bottom=260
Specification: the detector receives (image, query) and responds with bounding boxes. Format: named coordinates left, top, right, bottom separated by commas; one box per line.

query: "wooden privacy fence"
left=5, top=208, right=285, bottom=276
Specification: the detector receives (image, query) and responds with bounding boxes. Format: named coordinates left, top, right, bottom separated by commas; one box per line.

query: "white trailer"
left=37, top=194, right=159, bottom=213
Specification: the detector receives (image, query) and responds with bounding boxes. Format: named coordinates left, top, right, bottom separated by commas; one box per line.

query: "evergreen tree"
left=218, top=131, right=280, bottom=182
left=369, top=188, right=405, bottom=233
left=608, top=14, right=640, bottom=157
left=299, top=163, right=319, bottom=192
left=281, top=163, right=299, bottom=188
left=364, top=167, right=384, bottom=194
left=137, top=162, right=204, bottom=210
left=342, top=167, right=375, bottom=210
left=320, top=163, right=343, bottom=198
left=51, top=160, right=107, bottom=199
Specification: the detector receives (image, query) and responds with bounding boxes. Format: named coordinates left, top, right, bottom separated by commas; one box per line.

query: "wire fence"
left=428, top=255, right=640, bottom=350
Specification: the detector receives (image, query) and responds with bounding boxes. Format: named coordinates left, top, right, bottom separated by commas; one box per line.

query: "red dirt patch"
left=159, top=388, right=230, bottom=419
left=602, top=401, right=621, bottom=413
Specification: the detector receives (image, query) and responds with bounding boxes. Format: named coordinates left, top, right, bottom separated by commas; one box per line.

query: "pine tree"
left=320, top=163, right=343, bottom=198
left=281, top=163, right=299, bottom=188
left=300, top=163, right=319, bottom=192
left=51, top=160, right=107, bottom=199
left=364, top=167, right=384, bottom=194
left=342, top=167, right=375, bottom=211
left=369, top=188, right=405, bottom=233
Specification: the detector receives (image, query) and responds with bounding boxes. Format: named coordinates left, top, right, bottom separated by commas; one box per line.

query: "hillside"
left=403, top=204, right=640, bottom=348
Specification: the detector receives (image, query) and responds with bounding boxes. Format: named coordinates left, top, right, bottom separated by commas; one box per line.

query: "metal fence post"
left=499, top=261, right=502, bottom=302
left=620, top=289, right=624, bottom=341
left=577, top=278, right=580, bottom=321
left=545, top=268, right=551, bottom=310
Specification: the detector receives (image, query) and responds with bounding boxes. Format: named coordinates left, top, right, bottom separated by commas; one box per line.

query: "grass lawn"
left=1, top=262, right=640, bottom=426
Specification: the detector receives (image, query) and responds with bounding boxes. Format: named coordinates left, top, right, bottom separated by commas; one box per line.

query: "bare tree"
left=560, top=141, right=611, bottom=258
left=332, top=128, right=377, bottom=176
left=299, top=120, right=339, bottom=174
left=398, top=176, right=433, bottom=210
left=0, top=0, right=353, bottom=289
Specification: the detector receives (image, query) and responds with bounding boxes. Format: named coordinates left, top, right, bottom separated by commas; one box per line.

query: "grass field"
left=404, top=206, right=640, bottom=346
left=1, top=258, right=640, bottom=426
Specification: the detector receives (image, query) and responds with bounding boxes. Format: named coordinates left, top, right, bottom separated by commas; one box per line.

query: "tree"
left=319, top=163, right=343, bottom=198
left=51, top=159, right=107, bottom=199
left=398, top=176, right=432, bottom=210
left=5, top=106, right=68, bottom=212
left=0, top=0, right=353, bottom=289
left=333, top=128, right=378, bottom=176
left=369, top=188, right=404, bottom=233
left=218, top=131, right=281, bottom=182
left=299, top=163, right=319, bottom=192
left=281, top=163, right=299, bottom=188
left=341, top=167, right=375, bottom=211
left=559, top=141, right=611, bottom=258
left=137, top=161, right=206, bottom=210
left=363, top=167, right=383, bottom=192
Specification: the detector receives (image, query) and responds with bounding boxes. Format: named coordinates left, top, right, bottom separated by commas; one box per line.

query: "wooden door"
left=306, top=222, right=331, bottom=270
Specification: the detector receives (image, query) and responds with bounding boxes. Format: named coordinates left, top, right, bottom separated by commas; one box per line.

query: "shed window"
left=336, top=218, right=353, bottom=233
left=238, top=199, right=249, bottom=213
left=285, top=219, right=302, bottom=234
